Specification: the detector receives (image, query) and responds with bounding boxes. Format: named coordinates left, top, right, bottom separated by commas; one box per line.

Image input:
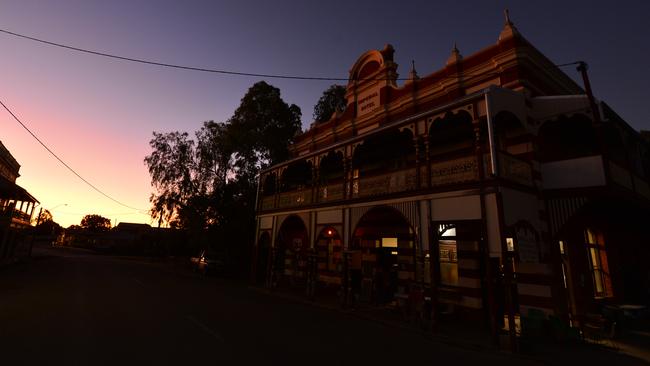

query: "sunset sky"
left=0, top=0, right=648, bottom=227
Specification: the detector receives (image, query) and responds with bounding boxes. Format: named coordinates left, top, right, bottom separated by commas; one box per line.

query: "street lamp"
left=49, top=203, right=68, bottom=211
left=36, top=203, right=67, bottom=226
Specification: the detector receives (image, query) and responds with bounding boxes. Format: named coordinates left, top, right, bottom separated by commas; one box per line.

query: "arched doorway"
left=314, top=226, right=343, bottom=293
left=428, top=110, right=474, bottom=160
left=275, top=215, right=309, bottom=287
left=255, top=231, right=271, bottom=285
left=352, top=206, right=416, bottom=304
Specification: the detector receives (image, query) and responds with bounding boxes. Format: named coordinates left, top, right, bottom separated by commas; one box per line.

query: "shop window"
left=439, top=224, right=458, bottom=286
left=584, top=228, right=613, bottom=298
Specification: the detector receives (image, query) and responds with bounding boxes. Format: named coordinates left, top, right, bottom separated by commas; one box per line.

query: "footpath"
left=249, top=285, right=650, bottom=365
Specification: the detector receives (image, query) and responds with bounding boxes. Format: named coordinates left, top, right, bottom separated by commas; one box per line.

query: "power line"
left=52, top=209, right=148, bottom=216
left=0, top=98, right=148, bottom=212
left=0, top=28, right=581, bottom=81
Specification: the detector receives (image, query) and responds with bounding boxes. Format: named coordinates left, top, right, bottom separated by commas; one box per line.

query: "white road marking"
left=184, top=315, right=225, bottom=342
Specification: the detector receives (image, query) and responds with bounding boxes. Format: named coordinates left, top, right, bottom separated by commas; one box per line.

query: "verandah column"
left=414, top=136, right=421, bottom=189
left=473, top=115, right=499, bottom=344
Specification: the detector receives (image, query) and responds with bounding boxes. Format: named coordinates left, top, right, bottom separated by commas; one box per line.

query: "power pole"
left=576, top=61, right=601, bottom=123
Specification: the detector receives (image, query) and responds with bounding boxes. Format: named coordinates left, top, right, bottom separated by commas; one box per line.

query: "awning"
left=0, top=176, right=39, bottom=203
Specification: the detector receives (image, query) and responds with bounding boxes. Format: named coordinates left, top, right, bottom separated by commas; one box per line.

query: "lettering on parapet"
left=357, top=91, right=379, bottom=116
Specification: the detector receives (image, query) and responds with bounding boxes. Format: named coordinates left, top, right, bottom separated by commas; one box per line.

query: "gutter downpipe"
left=485, top=87, right=518, bottom=351
left=251, top=173, right=262, bottom=283
left=485, top=86, right=498, bottom=177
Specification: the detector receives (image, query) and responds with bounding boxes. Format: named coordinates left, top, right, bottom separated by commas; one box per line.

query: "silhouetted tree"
left=33, top=209, right=63, bottom=236
left=80, top=214, right=111, bottom=232
left=144, top=81, right=302, bottom=276
left=145, top=81, right=301, bottom=228
left=229, top=81, right=302, bottom=171
left=144, top=131, right=198, bottom=226
left=313, top=84, right=346, bottom=123
left=35, top=209, right=53, bottom=225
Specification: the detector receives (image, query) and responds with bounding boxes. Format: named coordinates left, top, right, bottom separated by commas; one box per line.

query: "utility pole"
left=576, top=61, right=601, bottom=123
left=36, top=207, right=43, bottom=226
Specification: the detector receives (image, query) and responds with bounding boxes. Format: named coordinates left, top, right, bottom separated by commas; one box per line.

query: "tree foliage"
left=313, top=84, right=346, bottom=123
left=35, top=209, right=53, bottom=225
left=80, top=214, right=111, bottom=232
left=33, top=209, right=63, bottom=236
left=144, top=81, right=301, bottom=232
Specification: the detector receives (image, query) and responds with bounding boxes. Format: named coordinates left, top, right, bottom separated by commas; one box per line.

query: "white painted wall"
left=485, top=193, right=502, bottom=258
left=430, top=195, right=481, bottom=221
left=316, top=209, right=343, bottom=224
left=541, top=155, right=606, bottom=189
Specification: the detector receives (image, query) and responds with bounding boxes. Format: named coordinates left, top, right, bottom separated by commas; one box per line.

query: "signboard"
left=516, top=224, right=539, bottom=263
left=356, top=89, right=380, bottom=117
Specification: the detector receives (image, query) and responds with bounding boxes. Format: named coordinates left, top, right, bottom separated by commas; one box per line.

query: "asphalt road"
left=0, top=245, right=629, bottom=365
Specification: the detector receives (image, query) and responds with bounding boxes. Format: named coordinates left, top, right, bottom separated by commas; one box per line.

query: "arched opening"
left=255, top=231, right=271, bottom=285
left=353, top=129, right=415, bottom=173
left=352, top=129, right=416, bottom=197
left=280, top=160, right=313, bottom=193
left=493, top=111, right=532, bottom=157
left=262, top=173, right=277, bottom=196
left=428, top=110, right=474, bottom=160
left=275, top=215, right=309, bottom=287
left=351, top=206, right=416, bottom=304
left=315, top=226, right=343, bottom=292
left=538, top=114, right=598, bottom=162
left=318, top=151, right=344, bottom=201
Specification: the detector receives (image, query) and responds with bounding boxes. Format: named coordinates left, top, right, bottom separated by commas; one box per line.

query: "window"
left=439, top=224, right=459, bottom=286
left=584, top=228, right=613, bottom=298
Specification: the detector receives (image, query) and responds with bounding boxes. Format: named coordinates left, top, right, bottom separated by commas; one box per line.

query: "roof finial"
left=498, top=8, right=520, bottom=42
left=446, top=42, right=462, bottom=65
left=407, top=59, right=419, bottom=83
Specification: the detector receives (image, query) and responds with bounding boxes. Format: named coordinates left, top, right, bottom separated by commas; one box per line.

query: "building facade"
left=0, top=141, right=39, bottom=264
left=253, top=16, right=650, bottom=336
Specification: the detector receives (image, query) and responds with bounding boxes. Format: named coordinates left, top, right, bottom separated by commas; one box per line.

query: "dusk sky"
left=0, top=0, right=648, bottom=227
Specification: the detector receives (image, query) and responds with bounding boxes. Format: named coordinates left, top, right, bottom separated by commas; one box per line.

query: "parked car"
left=190, top=249, right=227, bottom=276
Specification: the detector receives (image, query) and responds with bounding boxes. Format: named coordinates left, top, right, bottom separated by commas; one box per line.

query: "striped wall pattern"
left=443, top=239, right=484, bottom=310
left=517, top=263, right=555, bottom=316
left=514, top=194, right=555, bottom=315
left=388, top=201, right=419, bottom=232
left=547, top=197, right=588, bottom=236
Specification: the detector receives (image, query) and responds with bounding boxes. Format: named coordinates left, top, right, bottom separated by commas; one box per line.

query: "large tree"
left=80, top=214, right=111, bottom=232
left=144, top=81, right=301, bottom=231
left=33, top=209, right=63, bottom=236
left=313, top=84, right=346, bottom=123
left=228, top=81, right=302, bottom=173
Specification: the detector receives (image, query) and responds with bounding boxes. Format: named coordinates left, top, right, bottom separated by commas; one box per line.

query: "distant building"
left=0, top=141, right=38, bottom=263
left=253, top=14, right=650, bottom=337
